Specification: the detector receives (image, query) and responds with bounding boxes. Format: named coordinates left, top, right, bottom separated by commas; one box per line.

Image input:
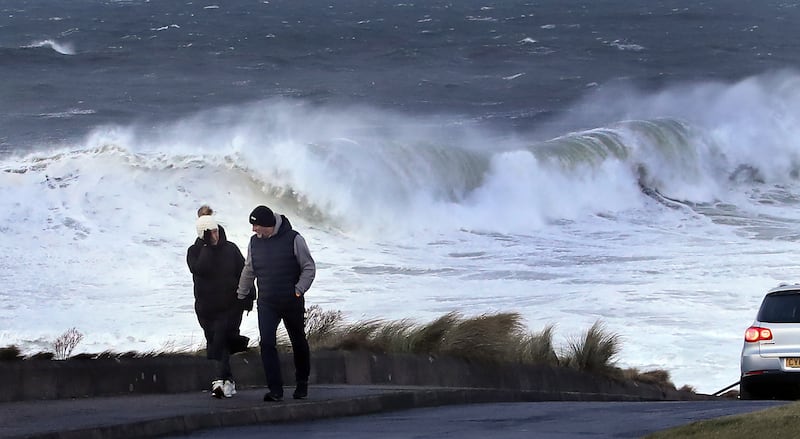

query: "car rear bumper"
left=741, top=371, right=800, bottom=399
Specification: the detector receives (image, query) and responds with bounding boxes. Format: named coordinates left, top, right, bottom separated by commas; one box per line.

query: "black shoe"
left=263, top=391, right=283, bottom=402
left=293, top=381, right=308, bottom=400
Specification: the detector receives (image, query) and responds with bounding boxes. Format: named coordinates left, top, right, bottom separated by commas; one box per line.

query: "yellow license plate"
left=786, top=358, right=800, bottom=368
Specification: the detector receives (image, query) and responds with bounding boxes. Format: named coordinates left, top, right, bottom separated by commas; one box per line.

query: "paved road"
left=175, top=400, right=787, bottom=439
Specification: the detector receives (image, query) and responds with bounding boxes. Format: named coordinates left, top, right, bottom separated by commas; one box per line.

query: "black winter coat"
left=186, top=226, right=246, bottom=319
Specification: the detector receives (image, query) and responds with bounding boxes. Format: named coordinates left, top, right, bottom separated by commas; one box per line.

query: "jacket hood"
left=272, top=214, right=293, bottom=237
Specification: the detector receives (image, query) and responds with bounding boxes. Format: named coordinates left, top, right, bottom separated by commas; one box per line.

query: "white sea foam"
left=503, top=73, right=525, bottom=80
left=609, top=40, right=645, bottom=51
left=38, top=108, right=97, bottom=119
left=25, top=39, right=75, bottom=55
left=152, top=24, right=180, bottom=31
left=5, top=72, right=800, bottom=393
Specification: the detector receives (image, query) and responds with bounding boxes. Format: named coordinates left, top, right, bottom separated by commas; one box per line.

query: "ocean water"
left=3, top=0, right=800, bottom=394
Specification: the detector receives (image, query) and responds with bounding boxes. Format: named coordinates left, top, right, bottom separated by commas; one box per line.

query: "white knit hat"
left=195, top=215, right=218, bottom=238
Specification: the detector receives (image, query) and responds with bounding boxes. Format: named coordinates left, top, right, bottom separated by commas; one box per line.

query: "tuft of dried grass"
left=370, top=319, right=417, bottom=352
left=563, top=320, right=620, bottom=374
left=639, top=369, right=675, bottom=388
left=155, top=339, right=202, bottom=357
left=439, top=312, right=525, bottom=363
left=678, top=384, right=697, bottom=393
left=306, top=305, right=345, bottom=347
left=620, top=367, right=677, bottom=389
left=407, top=311, right=461, bottom=354
left=518, top=324, right=559, bottom=366
left=621, top=367, right=640, bottom=381
left=327, top=319, right=384, bottom=351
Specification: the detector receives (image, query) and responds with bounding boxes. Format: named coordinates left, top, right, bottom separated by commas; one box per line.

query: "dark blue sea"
left=3, top=0, right=800, bottom=394
left=3, top=0, right=797, bottom=149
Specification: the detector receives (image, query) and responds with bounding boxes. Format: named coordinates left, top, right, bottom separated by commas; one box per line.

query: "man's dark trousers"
left=257, top=297, right=310, bottom=396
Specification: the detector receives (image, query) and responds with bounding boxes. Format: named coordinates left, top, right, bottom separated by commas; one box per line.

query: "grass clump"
left=327, top=319, right=384, bottom=351
left=407, top=311, right=461, bottom=354
left=306, top=311, right=531, bottom=364
left=518, top=324, right=559, bottom=366
left=302, top=311, right=623, bottom=375
left=438, top=312, right=525, bottom=363
left=306, top=305, right=345, bottom=346
left=622, top=367, right=676, bottom=389
left=562, top=320, right=621, bottom=374
left=298, top=310, right=670, bottom=384
left=370, top=319, right=417, bottom=352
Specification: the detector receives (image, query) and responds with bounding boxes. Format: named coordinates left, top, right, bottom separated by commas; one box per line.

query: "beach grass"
left=298, top=306, right=675, bottom=388
left=4, top=305, right=681, bottom=390
left=562, top=320, right=621, bottom=374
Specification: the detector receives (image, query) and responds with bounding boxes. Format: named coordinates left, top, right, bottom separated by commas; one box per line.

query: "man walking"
left=237, top=205, right=316, bottom=401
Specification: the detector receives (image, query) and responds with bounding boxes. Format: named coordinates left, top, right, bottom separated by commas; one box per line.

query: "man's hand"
left=240, top=287, right=255, bottom=313
left=242, top=296, right=254, bottom=312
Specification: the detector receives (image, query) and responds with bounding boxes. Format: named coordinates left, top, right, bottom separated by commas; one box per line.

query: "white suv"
left=740, top=284, right=800, bottom=400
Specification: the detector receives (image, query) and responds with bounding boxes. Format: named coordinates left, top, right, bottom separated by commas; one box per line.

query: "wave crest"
left=24, top=39, right=75, bottom=55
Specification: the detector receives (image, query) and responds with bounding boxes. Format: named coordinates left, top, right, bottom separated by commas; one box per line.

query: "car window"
left=759, top=293, right=800, bottom=323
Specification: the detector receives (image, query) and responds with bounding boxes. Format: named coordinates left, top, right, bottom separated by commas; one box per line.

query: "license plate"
left=786, top=358, right=800, bottom=368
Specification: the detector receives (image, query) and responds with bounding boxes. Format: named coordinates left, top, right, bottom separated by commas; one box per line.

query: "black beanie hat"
left=249, top=205, right=276, bottom=227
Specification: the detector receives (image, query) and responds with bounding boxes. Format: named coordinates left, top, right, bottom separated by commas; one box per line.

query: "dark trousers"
left=257, top=297, right=310, bottom=395
left=198, top=307, right=243, bottom=381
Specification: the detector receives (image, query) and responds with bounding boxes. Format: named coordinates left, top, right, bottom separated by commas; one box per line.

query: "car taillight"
left=744, top=326, right=773, bottom=342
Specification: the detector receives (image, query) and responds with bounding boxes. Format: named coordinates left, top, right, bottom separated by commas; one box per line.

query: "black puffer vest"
left=251, top=215, right=300, bottom=305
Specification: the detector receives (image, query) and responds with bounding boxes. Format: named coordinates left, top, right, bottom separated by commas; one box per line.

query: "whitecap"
left=37, top=109, right=97, bottom=119
left=24, top=39, right=75, bottom=55
left=466, top=16, right=497, bottom=22
left=503, top=73, right=525, bottom=80
left=152, top=24, right=180, bottom=31
left=609, top=39, right=645, bottom=51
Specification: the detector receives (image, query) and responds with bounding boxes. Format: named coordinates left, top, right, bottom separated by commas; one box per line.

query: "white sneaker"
left=223, top=380, right=236, bottom=398
left=211, top=380, right=225, bottom=399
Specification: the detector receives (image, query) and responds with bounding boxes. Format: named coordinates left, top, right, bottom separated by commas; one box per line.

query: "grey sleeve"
left=236, top=241, right=256, bottom=299
left=294, top=234, right=316, bottom=295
